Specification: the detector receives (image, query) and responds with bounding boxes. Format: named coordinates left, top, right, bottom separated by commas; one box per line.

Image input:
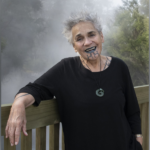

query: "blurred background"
left=1, top=0, right=149, bottom=149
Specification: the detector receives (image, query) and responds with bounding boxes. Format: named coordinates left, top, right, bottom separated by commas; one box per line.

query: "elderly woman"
left=5, top=11, right=143, bottom=150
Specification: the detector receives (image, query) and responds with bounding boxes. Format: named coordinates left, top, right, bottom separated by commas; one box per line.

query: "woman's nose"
left=84, top=38, right=92, bottom=46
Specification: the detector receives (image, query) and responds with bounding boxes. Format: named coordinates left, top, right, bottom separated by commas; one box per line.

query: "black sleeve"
left=16, top=60, right=64, bottom=106
left=123, top=63, right=142, bottom=134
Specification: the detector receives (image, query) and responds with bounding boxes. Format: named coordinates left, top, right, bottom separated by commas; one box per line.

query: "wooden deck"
left=1, top=85, right=149, bottom=150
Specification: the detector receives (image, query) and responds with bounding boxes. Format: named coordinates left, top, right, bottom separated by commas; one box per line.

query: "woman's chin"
left=87, top=55, right=100, bottom=61
left=89, top=57, right=99, bottom=61
left=82, top=57, right=99, bottom=62
left=80, top=53, right=100, bottom=61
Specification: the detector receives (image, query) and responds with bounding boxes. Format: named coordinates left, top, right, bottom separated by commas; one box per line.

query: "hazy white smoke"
left=1, top=0, right=123, bottom=105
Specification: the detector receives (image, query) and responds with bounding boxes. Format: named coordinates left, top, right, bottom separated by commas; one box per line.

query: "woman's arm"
left=14, top=93, right=35, bottom=107
left=122, top=62, right=143, bottom=145
left=5, top=59, right=64, bottom=146
left=5, top=93, right=35, bottom=146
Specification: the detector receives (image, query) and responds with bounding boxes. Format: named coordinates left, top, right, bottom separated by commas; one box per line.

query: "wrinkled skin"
left=5, top=102, right=28, bottom=146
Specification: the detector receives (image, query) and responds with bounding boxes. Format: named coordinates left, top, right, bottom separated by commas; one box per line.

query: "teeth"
left=85, top=47, right=96, bottom=52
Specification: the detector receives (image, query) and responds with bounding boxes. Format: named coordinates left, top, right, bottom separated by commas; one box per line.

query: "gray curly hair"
left=62, top=11, right=102, bottom=45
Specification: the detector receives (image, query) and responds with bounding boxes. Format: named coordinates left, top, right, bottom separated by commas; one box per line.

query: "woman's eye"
left=77, top=38, right=82, bottom=41
left=90, top=34, right=95, bottom=37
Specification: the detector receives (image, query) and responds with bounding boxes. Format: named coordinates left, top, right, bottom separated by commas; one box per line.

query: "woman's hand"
left=5, top=101, right=28, bottom=146
left=136, top=137, right=143, bottom=146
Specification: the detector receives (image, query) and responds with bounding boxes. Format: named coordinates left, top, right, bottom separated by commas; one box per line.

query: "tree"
left=103, top=0, right=149, bottom=86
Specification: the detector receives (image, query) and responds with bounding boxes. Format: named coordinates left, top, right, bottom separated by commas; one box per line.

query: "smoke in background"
left=1, top=0, right=123, bottom=105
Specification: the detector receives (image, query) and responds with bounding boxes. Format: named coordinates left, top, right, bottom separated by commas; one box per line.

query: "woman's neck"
left=80, top=55, right=106, bottom=72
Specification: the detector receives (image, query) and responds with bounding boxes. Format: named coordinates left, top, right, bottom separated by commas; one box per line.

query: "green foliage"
left=104, top=0, right=149, bottom=86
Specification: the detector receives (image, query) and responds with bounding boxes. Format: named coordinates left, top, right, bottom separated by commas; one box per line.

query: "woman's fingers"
left=14, top=125, right=22, bottom=145
left=7, top=119, right=24, bottom=146
left=5, top=124, right=9, bottom=138
left=5, top=111, right=12, bottom=138
left=22, top=121, right=28, bottom=136
left=8, top=125, right=15, bottom=146
left=14, top=119, right=28, bottom=145
left=5, top=106, right=26, bottom=146
left=7, top=118, right=26, bottom=146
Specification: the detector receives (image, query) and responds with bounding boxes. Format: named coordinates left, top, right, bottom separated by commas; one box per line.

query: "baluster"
left=36, top=126, right=46, bottom=150
left=21, top=129, right=32, bottom=150
left=62, top=128, right=65, bottom=150
left=49, top=123, right=59, bottom=150
left=4, top=138, right=16, bottom=150
left=141, top=102, right=149, bottom=150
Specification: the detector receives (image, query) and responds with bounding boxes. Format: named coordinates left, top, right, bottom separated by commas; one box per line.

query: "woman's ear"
left=73, top=44, right=77, bottom=53
left=74, top=48, right=80, bottom=56
left=74, top=49, right=77, bottom=53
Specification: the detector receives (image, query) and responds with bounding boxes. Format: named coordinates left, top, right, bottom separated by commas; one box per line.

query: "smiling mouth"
left=85, top=46, right=96, bottom=53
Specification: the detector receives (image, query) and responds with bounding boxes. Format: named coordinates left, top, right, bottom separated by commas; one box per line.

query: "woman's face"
left=72, top=21, right=104, bottom=61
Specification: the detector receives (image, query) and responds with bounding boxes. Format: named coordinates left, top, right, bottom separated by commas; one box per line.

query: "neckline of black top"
left=77, top=56, right=114, bottom=80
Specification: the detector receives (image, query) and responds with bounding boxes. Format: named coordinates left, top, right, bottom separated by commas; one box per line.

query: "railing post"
left=4, top=138, right=16, bottom=150
left=141, top=102, right=149, bottom=150
left=21, top=129, right=32, bottom=150
left=62, top=128, right=65, bottom=150
left=49, top=123, right=60, bottom=150
left=36, top=127, right=46, bottom=150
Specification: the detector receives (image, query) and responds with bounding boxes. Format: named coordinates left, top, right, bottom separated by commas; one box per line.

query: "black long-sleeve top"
left=17, top=56, right=142, bottom=150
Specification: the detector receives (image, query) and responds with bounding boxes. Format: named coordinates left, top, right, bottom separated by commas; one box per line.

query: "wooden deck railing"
left=1, top=85, right=149, bottom=150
